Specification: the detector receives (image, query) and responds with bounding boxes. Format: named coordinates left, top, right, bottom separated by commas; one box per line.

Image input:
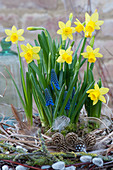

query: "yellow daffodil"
left=74, top=19, right=84, bottom=33
left=5, top=26, right=25, bottom=44
left=57, top=20, right=75, bottom=40
left=20, top=43, right=40, bottom=64
left=81, top=45, right=103, bottom=63
left=56, top=47, right=73, bottom=64
left=87, top=84, right=109, bottom=105
left=85, top=11, right=104, bottom=38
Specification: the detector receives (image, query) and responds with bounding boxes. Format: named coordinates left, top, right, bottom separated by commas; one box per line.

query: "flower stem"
left=16, top=42, right=28, bottom=104
left=87, top=61, right=89, bottom=82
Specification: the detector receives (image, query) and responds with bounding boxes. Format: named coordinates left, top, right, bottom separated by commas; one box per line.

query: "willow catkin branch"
left=83, top=117, right=109, bottom=130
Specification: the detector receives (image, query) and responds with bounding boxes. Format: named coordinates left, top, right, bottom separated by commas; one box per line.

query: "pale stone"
left=2, top=165, right=9, bottom=170
left=80, top=155, right=92, bottom=163
left=92, top=157, right=103, bottom=167
left=52, top=161, right=65, bottom=170
left=16, top=165, right=27, bottom=170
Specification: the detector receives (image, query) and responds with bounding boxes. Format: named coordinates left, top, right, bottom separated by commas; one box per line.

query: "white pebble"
left=16, top=145, right=27, bottom=152
left=16, top=165, right=28, bottom=170
left=2, top=165, right=9, bottom=170
left=5, top=151, right=10, bottom=154
left=80, top=155, right=92, bottom=163
left=92, top=157, right=103, bottom=167
left=65, top=165, right=76, bottom=170
left=52, top=161, right=65, bottom=170
left=16, top=145, right=23, bottom=149
left=41, top=165, right=51, bottom=169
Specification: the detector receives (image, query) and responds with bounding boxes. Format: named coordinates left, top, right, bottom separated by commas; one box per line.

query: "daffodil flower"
left=81, top=45, right=103, bottom=63
left=74, top=19, right=84, bottom=33
left=56, top=47, right=73, bottom=64
left=85, top=11, right=104, bottom=37
left=20, top=43, right=41, bottom=64
left=5, top=26, right=25, bottom=44
left=87, top=84, right=109, bottom=105
left=57, top=20, right=75, bottom=40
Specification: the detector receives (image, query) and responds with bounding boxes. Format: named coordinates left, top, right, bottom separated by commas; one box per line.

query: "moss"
left=64, top=159, right=76, bottom=165
left=0, top=154, right=15, bottom=160
left=76, top=152, right=97, bottom=157
left=61, top=123, right=77, bottom=136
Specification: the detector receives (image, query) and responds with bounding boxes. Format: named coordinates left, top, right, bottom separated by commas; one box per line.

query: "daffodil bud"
left=90, top=36, right=95, bottom=48
left=75, top=61, right=79, bottom=72
left=69, top=13, right=73, bottom=22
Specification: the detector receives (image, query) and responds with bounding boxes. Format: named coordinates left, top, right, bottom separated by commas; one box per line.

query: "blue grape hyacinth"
left=64, top=91, right=70, bottom=110
left=51, top=69, right=60, bottom=90
left=72, top=87, right=75, bottom=98
left=45, top=88, right=54, bottom=106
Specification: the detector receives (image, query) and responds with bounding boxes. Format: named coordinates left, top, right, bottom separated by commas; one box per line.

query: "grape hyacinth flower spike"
left=51, top=69, right=60, bottom=90
left=45, top=88, right=54, bottom=106
left=64, top=91, right=70, bottom=110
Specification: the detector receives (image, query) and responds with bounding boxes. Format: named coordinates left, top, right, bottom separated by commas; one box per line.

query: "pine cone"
left=65, top=132, right=78, bottom=147
left=52, top=132, right=65, bottom=146
left=77, top=137, right=84, bottom=145
left=57, top=142, right=69, bottom=152
left=84, top=133, right=96, bottom=147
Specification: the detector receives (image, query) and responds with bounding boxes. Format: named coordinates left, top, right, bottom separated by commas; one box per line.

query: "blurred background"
left=0, top=0, right=113, bottom=117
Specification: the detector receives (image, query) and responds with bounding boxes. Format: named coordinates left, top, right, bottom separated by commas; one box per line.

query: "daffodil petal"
left=94, top=25, right=100, bottom=30
left=27, top=43, right=32, bottom=49
left=32, top=46, right=41, bottom=53
left=86, top=46, right=93, bottom=53
left=74, top=22, right=78, bottom=25
left=68, top=34, right=73, bottom=40
left=56, top=56, right=65, bottom=63
left=20, top=44, right=28, bottom=52
left=26, top=58, right=33, bottom=64
left=59, top=21, right=65, bottom=29
left=85, top=12, right=90, bottom=24
left=62, top=34, right=67, bottom=40
left=96, top=20, right=104, bottom=26
left=93, top=48, right=100, bottom=54
left=12, top=26, right=17, bottom=33
left=72, top=27, right=76, bottom=33
left=66, top=20, right=71, bottom=27
left=81, top=52, right=88, bottom=58
left=20, top=52, right=25, bottom=57
left=86, top=89, right=95, bottom=93
left=18, top=36, right=25, bottom=41
left=65, top=55, right=72, bottom=64
left=57, top=29, right=62, bottom=34
left=91, top=12, right=98, bottom=22
left=5, top=29, right=12, bottom=36
left=5, top=37, right=11, bottom=42
left=99, top=88, right=109, bottom=95
left=99, top=95, right=106, bottom=103
left=94, top=84, right=99, bottom=90
left=95, top=53, right=103, bottom=58
left=67, top=51, right=73, bottom=56
left=66, top=46, right=71, bottom=53
left=93, top=99, right=98, bottom=105
left=59, top=49, right=65, bottom=55
left=33, top=54, right=40, bottom=60
left=17, top=29, right=24, bottom=36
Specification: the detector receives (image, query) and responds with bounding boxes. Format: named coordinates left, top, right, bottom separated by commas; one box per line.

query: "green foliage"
left=6, top=25, right=104, bottom=129
left=28, top=27, right=97, bottom=128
